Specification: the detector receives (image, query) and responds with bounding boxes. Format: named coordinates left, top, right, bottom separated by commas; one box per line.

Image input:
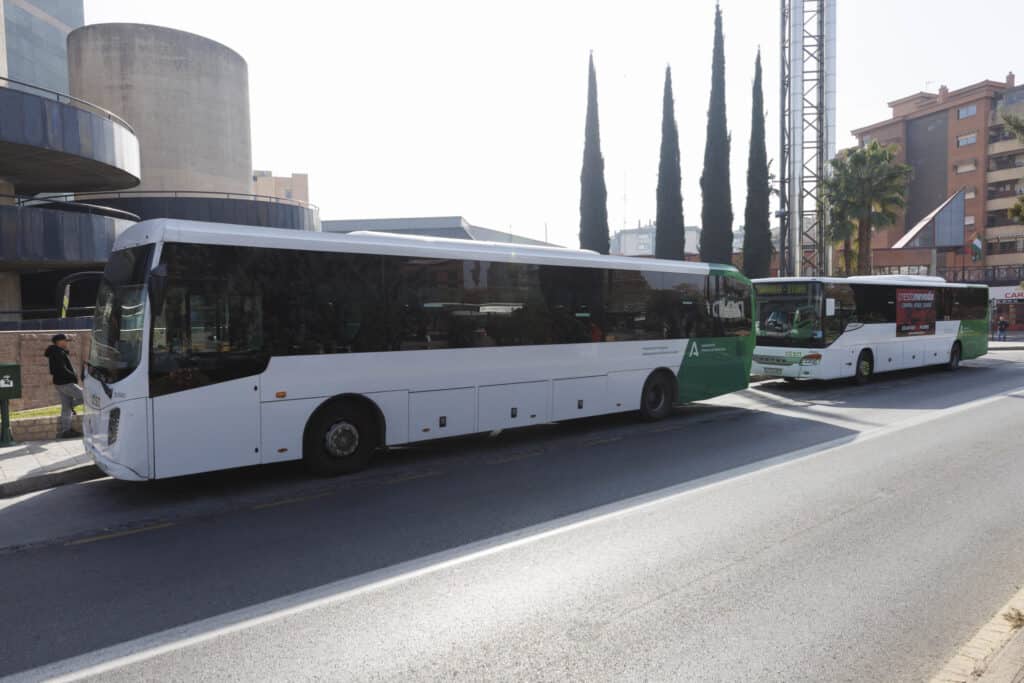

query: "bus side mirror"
left=149, top=264, right=168, bottom=313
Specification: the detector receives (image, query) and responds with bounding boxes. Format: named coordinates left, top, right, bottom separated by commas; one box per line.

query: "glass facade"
left=3, top=0, right=84, bottom=93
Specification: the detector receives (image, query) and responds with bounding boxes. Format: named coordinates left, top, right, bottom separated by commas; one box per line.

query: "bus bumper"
left=751, top=349, right=821, bottom=380
left=83, top=384, right=151, bottom=481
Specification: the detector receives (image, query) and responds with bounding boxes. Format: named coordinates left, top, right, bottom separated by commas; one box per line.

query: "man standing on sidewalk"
left=44, top=334, right=83, bottom=439
left=997, top=316, right=1009, bottom=342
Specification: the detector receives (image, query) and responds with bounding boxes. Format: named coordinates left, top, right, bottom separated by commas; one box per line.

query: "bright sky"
left=84, top=0, right=1020, bottom=248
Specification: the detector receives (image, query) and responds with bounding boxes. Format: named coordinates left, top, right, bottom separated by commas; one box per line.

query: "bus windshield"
left=88, top=245, right=153, bottom=383
left=755, top=281, right=825, bottom=348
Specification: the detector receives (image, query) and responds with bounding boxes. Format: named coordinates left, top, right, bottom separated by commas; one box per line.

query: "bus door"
left=149, top=282, right=266, bottom=477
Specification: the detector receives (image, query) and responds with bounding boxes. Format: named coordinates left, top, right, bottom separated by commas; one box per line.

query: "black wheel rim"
left=645, top=383, right=666, bottom=412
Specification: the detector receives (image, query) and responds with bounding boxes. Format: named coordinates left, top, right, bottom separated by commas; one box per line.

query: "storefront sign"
left=990, top=286, right=1024, bottom=303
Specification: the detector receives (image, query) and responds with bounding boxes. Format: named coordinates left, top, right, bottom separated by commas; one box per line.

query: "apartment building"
left=852, top=72, right=1023, bottom=281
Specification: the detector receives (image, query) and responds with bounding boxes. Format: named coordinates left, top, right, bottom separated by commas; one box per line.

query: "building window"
left=965, top=215, right=976, bottom=226
left=957, top=104, right=977, bottom=119
left=988, top=240, right=1022, bottom=255
left=956, top=132, right=977, bottom=147
left=955, top=161, right=977, bottom=174
left=965, top=188, right=976, bottom=200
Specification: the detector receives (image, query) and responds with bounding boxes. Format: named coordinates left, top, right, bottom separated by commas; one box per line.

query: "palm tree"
left=825, top=204, right=857, bottom=276
left=823, top=141, right=912, bottom=275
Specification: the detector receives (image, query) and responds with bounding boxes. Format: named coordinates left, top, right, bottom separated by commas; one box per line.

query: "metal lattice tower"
left=779, top=0, right=836, bottom=276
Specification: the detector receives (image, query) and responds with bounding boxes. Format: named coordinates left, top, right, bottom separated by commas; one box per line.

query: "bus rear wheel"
left=640, top=372, right=675, bottom=421
left=304, top=402, right=377, bottom=476
left=946, top=342, right=962, bottom=371
left=854, top=351, right=873, bottom=385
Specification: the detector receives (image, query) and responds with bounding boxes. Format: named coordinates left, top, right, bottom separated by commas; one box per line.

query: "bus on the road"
left=751, top=275, right=988, bottom=383
left=84, top=219, right=755, bottom=480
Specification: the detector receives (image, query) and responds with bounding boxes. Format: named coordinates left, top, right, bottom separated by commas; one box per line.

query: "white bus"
left=83, top=219, right=755, bottom=480
left=751, top=275, right=989, bottom=383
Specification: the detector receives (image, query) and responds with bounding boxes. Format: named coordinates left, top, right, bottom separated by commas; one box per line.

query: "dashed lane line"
left=64, top=522, right=176, bottom=547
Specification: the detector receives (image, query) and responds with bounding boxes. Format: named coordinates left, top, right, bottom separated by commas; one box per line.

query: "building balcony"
left=989, top=139, right=1024, bottom=156
left=987, top=166, right=1024, bottom=184
left=0, top=77, right=141, bottom=194
left=0, top=202, right=135, bottom=267
left=987, top=196, right=1023, bottom=211
left=938, top=264, right=1024, bottom=285
left=51, top=190, right=321, bottom=231
left=986, top=225, right=1024, bottom=241
left=984, top=253, right=1024, bottom=267
left=987, top=208, right=1021, bottom=228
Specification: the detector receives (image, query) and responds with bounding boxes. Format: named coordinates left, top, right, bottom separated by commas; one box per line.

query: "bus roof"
left=115, top=218, right=742, bottom=277
left=752, top=275, right=987, bottom=289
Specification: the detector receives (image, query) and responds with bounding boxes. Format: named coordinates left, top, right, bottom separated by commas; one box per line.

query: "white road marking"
left=12, top=384, right=1024, bottom=683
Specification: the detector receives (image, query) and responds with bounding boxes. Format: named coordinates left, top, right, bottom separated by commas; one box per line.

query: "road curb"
left=990, top=346, right=1024, bottom=352
left=0, top=464, right=105, bottom=499
left=977, top=626, right=1024, bottom=682
left=931, top=585, right=1024, bottom=682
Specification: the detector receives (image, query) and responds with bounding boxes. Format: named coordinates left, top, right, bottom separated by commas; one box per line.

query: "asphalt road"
left=3, top=351, right=1024, bottom=681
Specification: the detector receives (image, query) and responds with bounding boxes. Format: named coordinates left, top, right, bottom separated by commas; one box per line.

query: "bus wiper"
left=89, top=364, right=114, bottom=399
left=98, top=375, right=113, bottom=399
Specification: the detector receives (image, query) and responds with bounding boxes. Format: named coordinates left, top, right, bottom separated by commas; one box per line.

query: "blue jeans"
left=997, top=330, right=1007, bottom=341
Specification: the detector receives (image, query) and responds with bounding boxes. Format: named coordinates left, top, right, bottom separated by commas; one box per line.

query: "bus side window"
left=937, top=289, right=954, bottom=321
left=823, top=284, right=856, bottom=343
left=709, top=275, right=752, bottom=337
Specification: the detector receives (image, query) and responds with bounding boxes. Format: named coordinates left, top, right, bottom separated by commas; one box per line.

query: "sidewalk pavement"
left=990, top=340, right=1024, bottom=351
left=0, top=437, right=101, bottom=498
left=977, top=626, right=1024, bottom=683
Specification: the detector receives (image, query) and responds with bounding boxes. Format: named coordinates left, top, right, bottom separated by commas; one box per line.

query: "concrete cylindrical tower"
left=68, top=23, right=252, bottom=195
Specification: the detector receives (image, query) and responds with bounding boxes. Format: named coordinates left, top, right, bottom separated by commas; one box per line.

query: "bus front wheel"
left=304, top=402, right=378, bottom=476
left=854, top=351, right=873, bottom=385
left=640, top=371, right=676, bottom=421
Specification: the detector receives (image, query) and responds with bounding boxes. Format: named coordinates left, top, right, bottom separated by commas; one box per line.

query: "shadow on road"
left=749, top=356, right=1024, bottom=412
left=0, top=402, right=854, bottom=676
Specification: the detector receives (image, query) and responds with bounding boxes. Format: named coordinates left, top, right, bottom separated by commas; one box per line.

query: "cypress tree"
left=699, top=4, right=734, bottom=264
left=655, top=66, right=685, bottom=260
left=579, top=53, right=610, bottom=254
left=742, top=50, right=771, bottom=278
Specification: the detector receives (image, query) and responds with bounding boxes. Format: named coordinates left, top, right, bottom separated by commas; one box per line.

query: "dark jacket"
left=44, top=345, right=77, bottom=385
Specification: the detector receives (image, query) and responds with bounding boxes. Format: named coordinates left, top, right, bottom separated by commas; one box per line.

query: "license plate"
left=763, top=367, right=784, bottom=376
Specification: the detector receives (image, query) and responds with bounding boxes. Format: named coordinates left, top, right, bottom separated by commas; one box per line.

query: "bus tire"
left=304, top=401, right=378, bottom=476
left=639, top=371, right=676, bottom=421
left=946, top=342, right=962, bottom=371
left=854, top=350, right=873, bottom=385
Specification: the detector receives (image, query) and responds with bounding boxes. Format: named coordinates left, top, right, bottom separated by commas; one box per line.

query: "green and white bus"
left=751, top=275, right=988, bottom=382
left=84, top=219, right=755, bottom=480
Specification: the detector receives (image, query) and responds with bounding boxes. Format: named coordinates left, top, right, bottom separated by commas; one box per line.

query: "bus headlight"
left=799, top=353, right=822, bottom=366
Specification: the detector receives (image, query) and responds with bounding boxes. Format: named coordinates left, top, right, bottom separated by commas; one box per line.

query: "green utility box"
left=0, top=363, right=19, bottom=446
left=0, top=364, right=20, bottom=401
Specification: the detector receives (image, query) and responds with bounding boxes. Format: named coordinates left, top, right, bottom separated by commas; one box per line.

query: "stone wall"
left=11, top=414, right=83, bottom=442
left=0, top=331, right=92, bottom=411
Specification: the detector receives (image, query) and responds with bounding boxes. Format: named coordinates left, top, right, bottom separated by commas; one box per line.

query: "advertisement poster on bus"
left=896, top=288, right=935, bottom=336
